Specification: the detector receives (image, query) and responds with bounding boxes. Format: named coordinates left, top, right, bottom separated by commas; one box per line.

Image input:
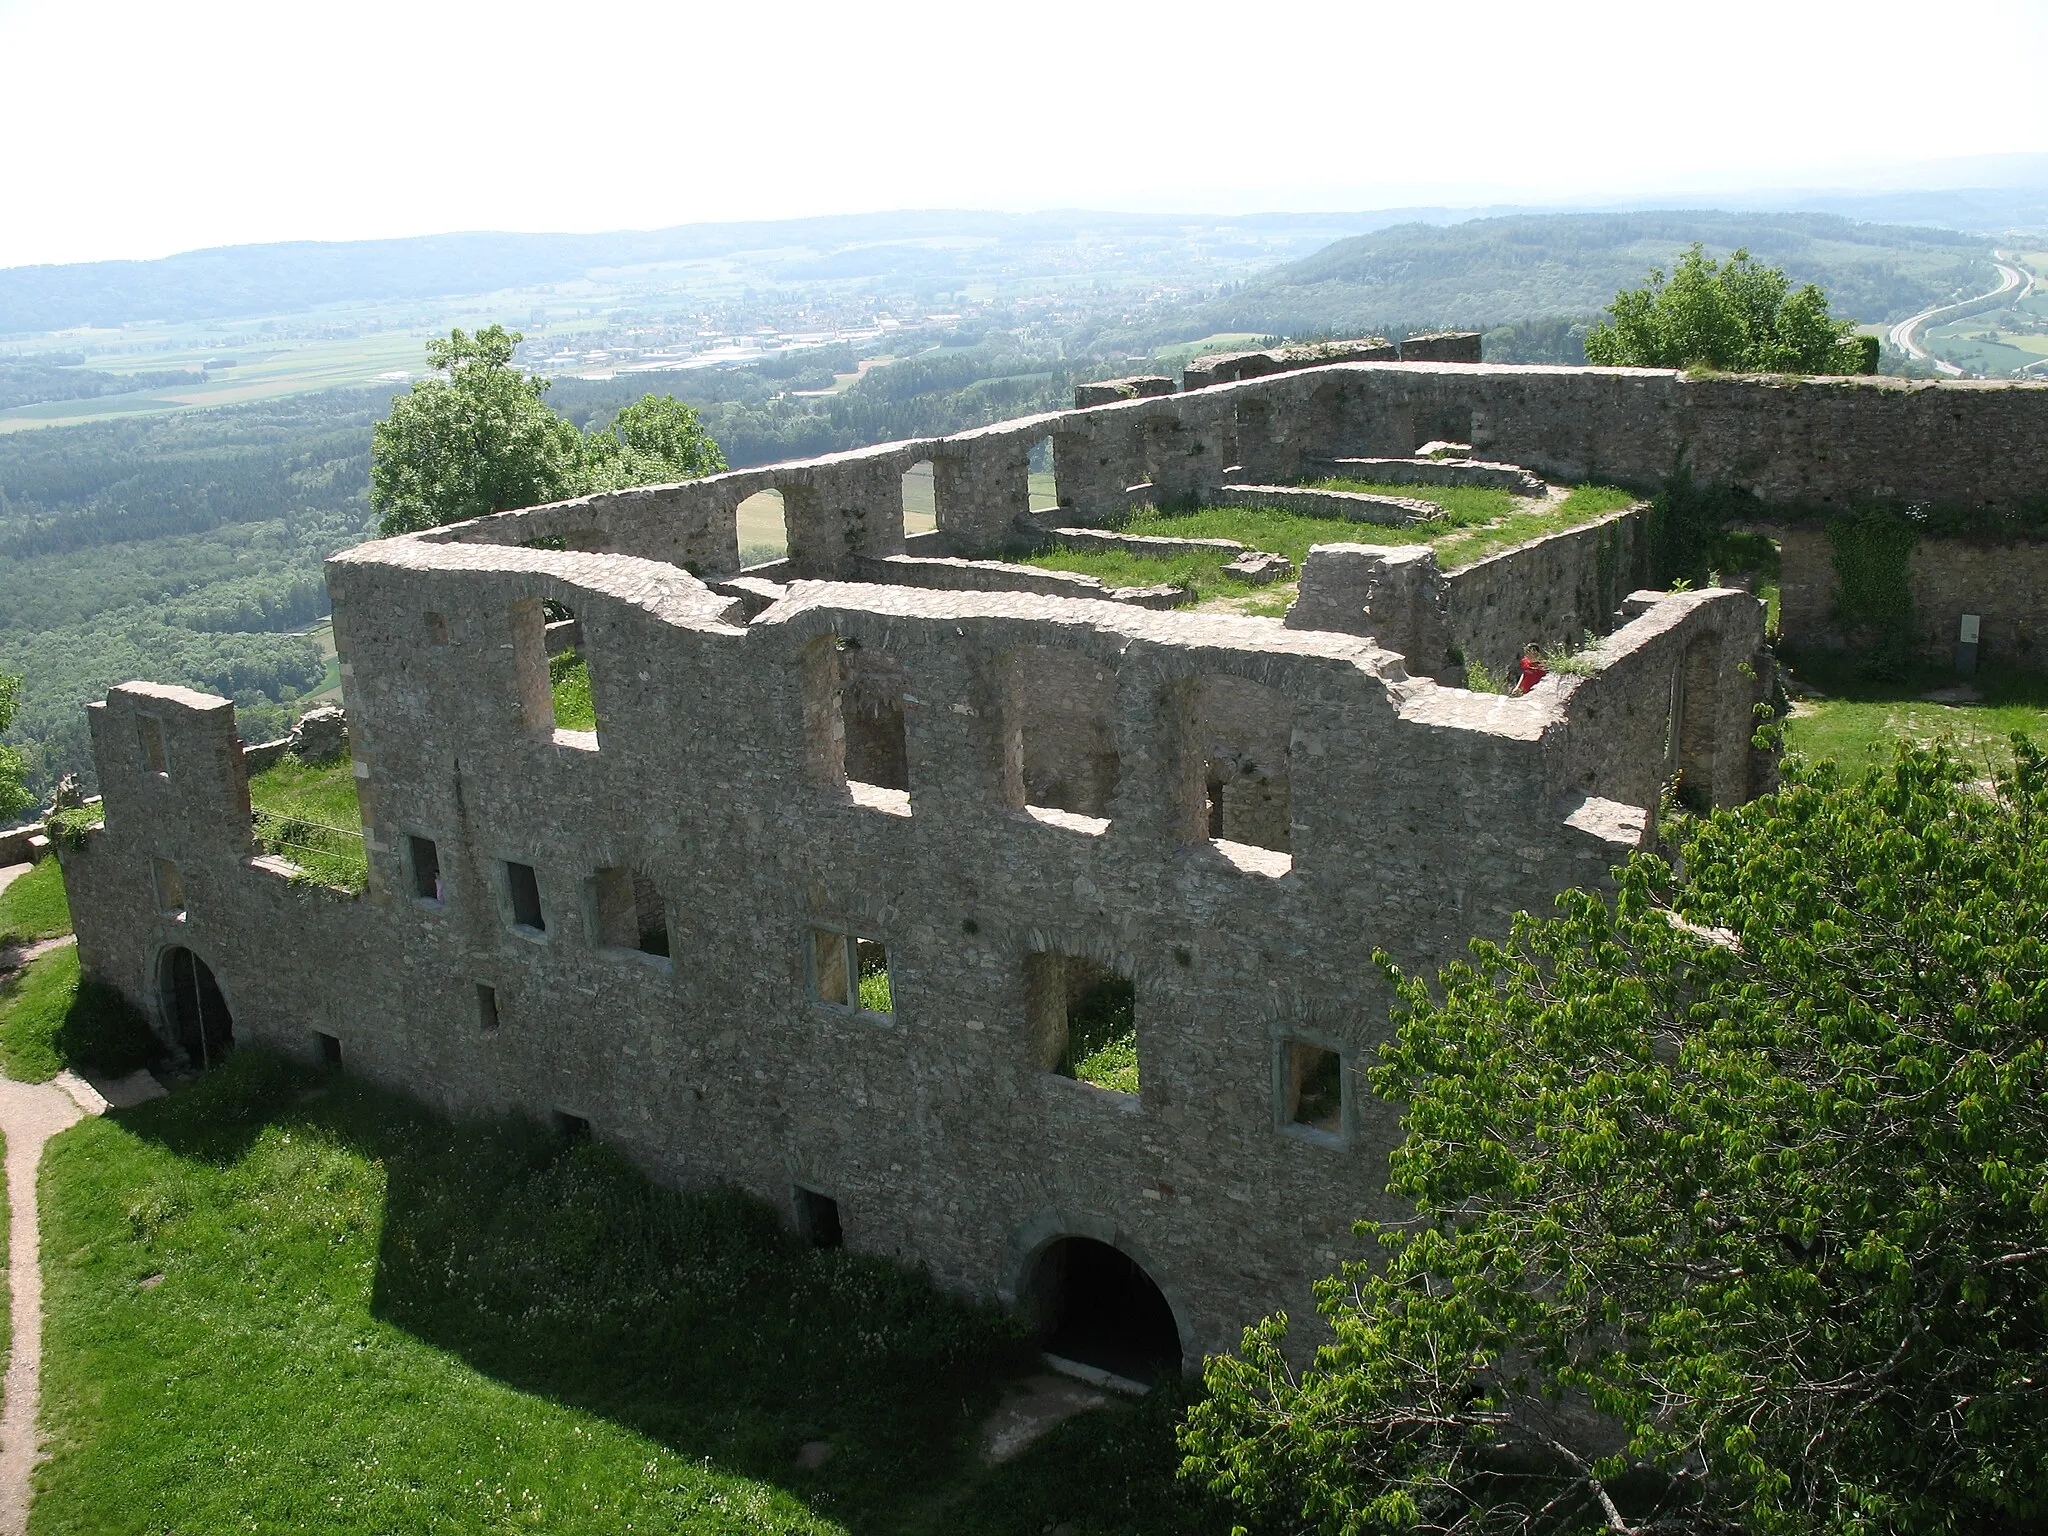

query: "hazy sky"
left=3, top=0, right=2045, bottom=269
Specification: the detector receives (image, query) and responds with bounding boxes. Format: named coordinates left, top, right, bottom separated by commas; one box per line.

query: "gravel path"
left=0, top=1075, right=84, bottom=1536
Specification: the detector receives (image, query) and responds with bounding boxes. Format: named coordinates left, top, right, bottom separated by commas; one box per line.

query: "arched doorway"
left=1024, top=1237, right=1183, bottom=1383
left=159, top=947, right=233, bottom=1069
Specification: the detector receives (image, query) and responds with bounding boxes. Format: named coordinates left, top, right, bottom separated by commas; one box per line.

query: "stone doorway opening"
left=1025, top=1237, right=1181, bottom=1385
left=159, top=946, right=233, bottom=1070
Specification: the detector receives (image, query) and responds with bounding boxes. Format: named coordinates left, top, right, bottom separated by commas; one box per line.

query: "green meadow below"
left=31, top=1055, right=1223, bottom=1536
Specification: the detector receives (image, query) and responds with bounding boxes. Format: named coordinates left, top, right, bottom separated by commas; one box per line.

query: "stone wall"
left=1286, top=504, right=1657, bottom=683
left=1776, top=523, right=2048, bottom=667
left=409, top=365, right=2048, bottom=597
left=65, top=536, right=1741, bottom=1369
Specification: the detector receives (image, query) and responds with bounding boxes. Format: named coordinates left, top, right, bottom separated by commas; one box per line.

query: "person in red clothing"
left=1512, top=641, right=1547, bottom=696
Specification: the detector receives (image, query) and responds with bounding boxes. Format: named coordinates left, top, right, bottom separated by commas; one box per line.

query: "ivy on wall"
left=1825, top=512, right=1919, bottom=667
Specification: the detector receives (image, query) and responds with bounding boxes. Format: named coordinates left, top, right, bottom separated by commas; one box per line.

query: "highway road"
left=1887, top=255, right=2029, bottom=376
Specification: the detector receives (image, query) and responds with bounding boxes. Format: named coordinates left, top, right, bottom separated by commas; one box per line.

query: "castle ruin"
left=58, top=355, right=2048, bottom=1381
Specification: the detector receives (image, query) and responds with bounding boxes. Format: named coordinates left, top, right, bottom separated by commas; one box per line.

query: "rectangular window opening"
left=138, top=716, right=168, bottom=776
left=316, top=1031, right=343, bottom=1069
left=594, top=866, right=670, bottom=957
left=547, top=606, right=597, bottom=735
left=810, top=927, right=892, bottom=1017
left=409, top=835, right=443, bottom=903
left=838, top=639, right=909, bottom=795
left=794, top=1186, right=844, bottom=1249
left=152, top=857, right=185, bottom=917
left=423, top=611, right=450, bottom=645
left=1027, top=953, right=1137, bottom=1096
left=1283, top=1041, right=1346, bottom=1139
left=506, top=861, right=545, bottom=932
left=476, top=983, right=501, bottom=1031
left=553, top=1110, right=592, bottom=1143
left=1004, top=647, right=1119, bottom=821
left=1186, top=674, right=1294, bottom=865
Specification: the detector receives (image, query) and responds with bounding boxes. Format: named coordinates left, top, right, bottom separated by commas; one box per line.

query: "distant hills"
left=1203, top=211, right=1996, bottom=337
left=0, top=210, right=1417, bottom=334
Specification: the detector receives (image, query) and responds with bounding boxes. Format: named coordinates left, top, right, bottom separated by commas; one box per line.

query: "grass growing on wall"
left=0, top=855, right=70, bottom=944
left=34, top=1054, right=1228, bottom=1535
left=249, top=752, right=367, bottom=895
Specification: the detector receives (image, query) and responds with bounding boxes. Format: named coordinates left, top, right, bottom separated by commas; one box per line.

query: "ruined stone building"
left=60, top=356, right=2048, bottom=1382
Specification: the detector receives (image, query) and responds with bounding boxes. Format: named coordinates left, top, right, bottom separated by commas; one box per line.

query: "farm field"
left=0, top=329, right=433, bottom=433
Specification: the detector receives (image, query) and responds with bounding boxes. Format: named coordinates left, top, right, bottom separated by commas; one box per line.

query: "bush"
left=1183, top=739, right=2048, bottom=1535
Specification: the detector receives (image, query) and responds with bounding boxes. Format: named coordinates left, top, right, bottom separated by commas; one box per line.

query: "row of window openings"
left=448, top=896, right=1344, bottom=1141
left=407, top=837, right=671, bottom=958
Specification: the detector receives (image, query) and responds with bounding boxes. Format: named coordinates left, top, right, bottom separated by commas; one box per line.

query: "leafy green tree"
left=1181, top=742, right=2048, bottom=1535
left=0, top=671, right=34, bottom=820
left=371, top=327, right=585, bottom=535
left=579, top=391, right=726, bottom=492
left=1584, top=245, right=1875, bottom=374
left=370, top=327, right=728, bottom=536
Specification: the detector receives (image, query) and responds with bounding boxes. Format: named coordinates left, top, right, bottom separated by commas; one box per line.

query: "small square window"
left=138, top=716, right=168, bottom=776
left=794, top=1186, right=843, bottom=1249
left=553, top=1110, right=591, bottom=1142
left=476, top=983, right=501, bottom=1031
left=409, top=836, right=443, bottom=903
left=152, top=857, right=185, bottom=917
left=809, top=928, right=891, bottom=1017
left=505, top=861, right=544, bottom=931
left=1279, top=1040, right=1347, bottom=1141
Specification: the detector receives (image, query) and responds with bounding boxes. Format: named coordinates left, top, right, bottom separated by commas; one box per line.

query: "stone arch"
left=156, top=944, right=234, bottom=1070
left=1006, top=1212, right=1193, bottom=1381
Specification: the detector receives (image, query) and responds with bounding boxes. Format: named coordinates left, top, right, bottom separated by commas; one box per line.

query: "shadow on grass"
left=110, top=1051, right=1237, bottom=1536
left=1781, top=648, right=2048, bottom=708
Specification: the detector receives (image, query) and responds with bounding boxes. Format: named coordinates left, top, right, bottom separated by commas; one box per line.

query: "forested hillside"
left=0, top=350, right=1081, bottom=800
left=1205, top=211, right=1992, bottom=339
left=0, top=390, right=393, bottom=795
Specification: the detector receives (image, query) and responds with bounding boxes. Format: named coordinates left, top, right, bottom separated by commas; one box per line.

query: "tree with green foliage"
left=1585, top=245, right=1876, bottom=375
left=370, top=326, right=725, bottom=535
left=578, top=391, right=727, bottom=493
left=1181, top=741, right=2048, bottom=1535
left=0, top=671, right=34, bottom=821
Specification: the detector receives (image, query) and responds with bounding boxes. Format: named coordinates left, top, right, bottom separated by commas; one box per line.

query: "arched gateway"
left=1022, top=1236, right=1183, bottom=1384
left=157, top=946, right=233, bottom=1069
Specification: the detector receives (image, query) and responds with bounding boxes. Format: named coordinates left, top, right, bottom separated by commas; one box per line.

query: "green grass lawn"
left=1780, top=654, right=2048, bottom=776
left=1017, top=484, right=1638, bottom=605
left=0, top=945, right=154, bottom=1085
left=33, top=1055, right=1222, bottom=1535
left=248, top=753, right=367, bottom=895
left=0, top=856, right=70, bottom=945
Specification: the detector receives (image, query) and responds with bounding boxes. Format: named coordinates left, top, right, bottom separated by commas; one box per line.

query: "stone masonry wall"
left=64, top=540, right=1735, bottom=1369
left=411, top=366, right=2048, bottom=625
left=1776, top=523, right=2048, bottom=667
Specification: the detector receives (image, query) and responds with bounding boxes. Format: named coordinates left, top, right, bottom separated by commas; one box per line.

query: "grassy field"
left=1781, top=658, right=2048, bottom=775
left=32, top=1056, right=1222, bottom=1535
left=248, top=754, right=367, bottom=894
left=0, top=330, right=429, bottom=434
left=0, top=857, right=70, bottom=945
